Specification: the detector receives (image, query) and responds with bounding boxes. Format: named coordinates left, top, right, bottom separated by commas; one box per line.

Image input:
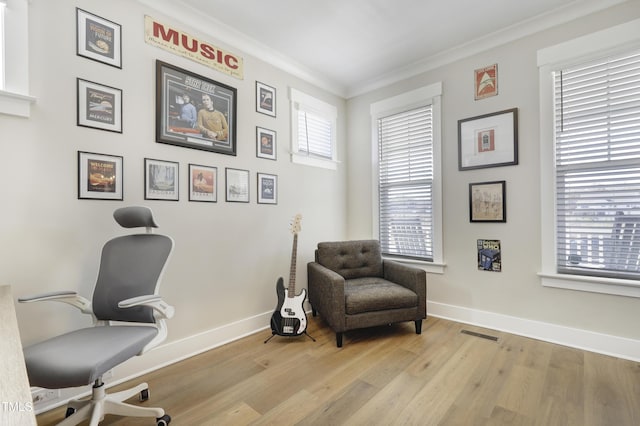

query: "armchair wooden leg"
left=312, top=307, right=317, bottom=317
left=336, top=332, right=343, bottom=348
left=415, top=320, right=423, bottom=334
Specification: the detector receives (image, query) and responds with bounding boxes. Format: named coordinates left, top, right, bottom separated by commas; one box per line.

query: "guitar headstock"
left=290, top=214, right=302, bottom=235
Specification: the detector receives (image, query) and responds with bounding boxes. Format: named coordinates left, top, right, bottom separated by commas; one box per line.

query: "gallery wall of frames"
left=76, top=8, right=279, bottom=206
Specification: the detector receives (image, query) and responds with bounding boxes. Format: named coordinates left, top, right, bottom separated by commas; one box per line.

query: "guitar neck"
left=288, top=233, right=298, bottom=298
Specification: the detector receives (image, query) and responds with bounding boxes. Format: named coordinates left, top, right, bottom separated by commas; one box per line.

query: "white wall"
left=346, top=1, right=640, bottom=350
left=0, top=0, right=346, bottom=395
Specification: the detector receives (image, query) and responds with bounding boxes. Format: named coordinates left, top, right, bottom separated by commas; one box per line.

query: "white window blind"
left=378, top=105, right=433, bottom=260
left=297, top=110, right=332, bottom=159
left=290, top=88, right=337, bottom=169
left=554, top=48, right=640, bottom=280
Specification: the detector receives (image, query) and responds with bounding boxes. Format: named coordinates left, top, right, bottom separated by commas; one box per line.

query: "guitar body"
left=270, top=277, right=308, bottom=336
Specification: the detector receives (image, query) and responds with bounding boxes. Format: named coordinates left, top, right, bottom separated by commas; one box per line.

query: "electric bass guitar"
left=269, top=214, right=307, bottom=336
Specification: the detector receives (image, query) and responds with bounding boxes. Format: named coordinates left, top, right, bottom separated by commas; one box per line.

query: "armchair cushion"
left=316, top=240, right=383, bottom=279
left=345, top=277, right=417, bottom=315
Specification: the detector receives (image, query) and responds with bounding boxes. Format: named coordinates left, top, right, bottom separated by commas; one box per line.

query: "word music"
left=144, top=16, right=244, bottom=79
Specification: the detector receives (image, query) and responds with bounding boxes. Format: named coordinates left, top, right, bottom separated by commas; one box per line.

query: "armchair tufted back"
left=316, top=240, right=384, bottom=279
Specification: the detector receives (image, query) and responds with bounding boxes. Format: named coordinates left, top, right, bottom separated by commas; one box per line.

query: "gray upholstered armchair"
left=307, top=240, right=426, bottom=347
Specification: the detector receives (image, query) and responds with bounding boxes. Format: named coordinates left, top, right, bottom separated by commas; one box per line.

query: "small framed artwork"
left=189, top=164, right=217, bottom=202
left=156, top=60, right=237, bottom=156
left=144, top=158, right=179, bottom=201
left=256, top=81, right=276, bottom=117
left=477, top=239, right=501, bottom=272
left=256, top=126, right=277, bottom=160
left=225, top=168, right=249, bottom=203
left=77, top=79, right=122, bottom=133
left=76, top=8, right=122, bottom=68
left=458, top=108, right=518, bottom=170
left=78, top=151, right=123, bottom=200
left=469, top=180, right=506, bottom=223
left=474, top=64, right=498, bottom=100
left=257, top=173, right=278, bottom=205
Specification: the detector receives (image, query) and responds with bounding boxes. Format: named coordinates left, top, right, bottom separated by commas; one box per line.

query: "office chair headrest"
left=113, top=206, right=159, bottom=229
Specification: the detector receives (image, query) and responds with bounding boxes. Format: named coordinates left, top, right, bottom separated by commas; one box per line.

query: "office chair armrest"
left=18, top=290, right=94, bottom=315
left=118, top=295, right=175, bottom=319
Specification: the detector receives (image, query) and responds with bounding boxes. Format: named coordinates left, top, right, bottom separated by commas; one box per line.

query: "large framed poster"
left=156, top=60, right=237, bottom=156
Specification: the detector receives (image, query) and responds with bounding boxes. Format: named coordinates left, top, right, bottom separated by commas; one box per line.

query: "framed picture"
left=189, top=164, right=217, bottom=202
left=225, top=168, right=249, bottom=203
left=76, top=8, right=122, bottom=68
left=257, top=173, right=278, bottom=204
left=256, top=126, right=277, bottom=160
left=469, top=180, right=506, bottom=223
left=77, top=79, right=122, bottom=133
left=256, top=81, right=276, bottom=117
left=78, top=151, right=123, bottom=200
left=477, top=239, right=502, bottom=272
left=474, top=64, right=498, bottom=100
left=156, top=60, right=237, bottom=156
left=144, top=158, right=179, bottom=201
left=458, top=108, right=518, bottom=170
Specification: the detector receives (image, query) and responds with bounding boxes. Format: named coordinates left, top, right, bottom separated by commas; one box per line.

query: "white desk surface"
left=0, top=285, right=37, bottom=426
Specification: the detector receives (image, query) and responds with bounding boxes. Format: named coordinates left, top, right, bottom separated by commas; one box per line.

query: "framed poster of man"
left=156, top=60, right=237, bottom=156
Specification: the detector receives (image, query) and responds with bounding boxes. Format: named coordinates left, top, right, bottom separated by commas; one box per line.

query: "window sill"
left=539, top=272, right=640, bottom=298
left=0, top=89, right=36, bottom=118
left=383, top=256, right=446, bottom=274
left=290, top=152, right=338, bottom=170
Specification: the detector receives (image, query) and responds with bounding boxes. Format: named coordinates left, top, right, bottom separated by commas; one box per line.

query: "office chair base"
left=58, top=382, right=169, bottom=426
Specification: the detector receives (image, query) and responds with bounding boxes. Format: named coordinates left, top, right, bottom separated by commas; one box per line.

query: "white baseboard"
left=427, top=300, right=640, bottom=362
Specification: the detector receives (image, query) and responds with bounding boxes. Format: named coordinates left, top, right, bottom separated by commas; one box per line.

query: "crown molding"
left=136, top=0, right=347, bottom=97
left=346, top=0, right=630, bottom=97
left=137, top=0, right=628, bottom=99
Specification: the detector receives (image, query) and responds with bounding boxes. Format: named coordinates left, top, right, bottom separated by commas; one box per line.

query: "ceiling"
left=163, top=0, right=625, bottom=97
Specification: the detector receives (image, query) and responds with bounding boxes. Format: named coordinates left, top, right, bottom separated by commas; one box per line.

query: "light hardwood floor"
left=37, top=316, right=640, bottom=425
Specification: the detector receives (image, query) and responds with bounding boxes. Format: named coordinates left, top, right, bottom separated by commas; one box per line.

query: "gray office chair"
left=19, top=206, right=174, bottom=426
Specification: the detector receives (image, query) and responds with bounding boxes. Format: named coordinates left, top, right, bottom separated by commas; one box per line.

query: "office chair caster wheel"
left=140, top=388, right=150, bottom=402
left=156, top=414, right=171, bottom=425
left=65, top=407, right=75, bottom=418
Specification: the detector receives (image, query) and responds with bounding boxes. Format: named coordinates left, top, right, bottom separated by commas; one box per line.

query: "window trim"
left=289, top=88, right=338, bottom=170
left=538, top=18, right=640, bottom=298
left=370, top=82, right=444, bottom=274
left=0, top=0, right=35, bottom=118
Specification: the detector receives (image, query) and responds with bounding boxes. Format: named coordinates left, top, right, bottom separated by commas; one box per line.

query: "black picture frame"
left=256, top=126, right=277, bottom=160
left=189, top=163, right=217, bottom=203
left=156, top=60, right=237, bottom=156
left=78, top=151, right=123, bottom=200
left=469, top=180, right=506, bottom=223
left=257, top=173, right=277, bottom=204
left=77, top=79, right=122, bottom=133
left=76, top=8, right=122, bottom=69
left=256, top=81, right=276, bottom=117
left=458, top=108, right=518, bottom=170
left=144, top=158, right=179, bottom=201
left=225, top=168, right=249, bottom=203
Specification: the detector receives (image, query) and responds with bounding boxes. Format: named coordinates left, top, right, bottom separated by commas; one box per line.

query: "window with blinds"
left=553, top=48, right=640, bottom=280
left=378, top=105, right=433, bottom=260
left=297, top=110, right=332, bottom=159
left=290, top=88, right=337, bottom=169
